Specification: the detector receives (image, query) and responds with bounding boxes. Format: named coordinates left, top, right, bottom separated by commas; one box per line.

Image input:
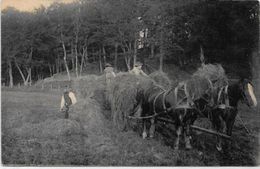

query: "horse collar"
left=224, top=85, right=230, bottom=106
left=216, top=85, right=237, bottom=109
left=153, top=88, right=172, bottom=115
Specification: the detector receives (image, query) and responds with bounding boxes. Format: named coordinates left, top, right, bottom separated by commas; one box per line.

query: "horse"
left=192, top=78, right=258, bottom=151
left=141, top=84, right=187, bottom=149
left=140, top=76, right=213, bottom=150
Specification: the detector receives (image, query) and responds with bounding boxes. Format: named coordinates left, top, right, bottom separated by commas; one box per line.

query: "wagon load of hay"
left=149, top=71, right=176, bottom=90
left=72, top=74, right=106, bottom=99
left=107, top=72, right=154, bottom=130
left=175, top=64, right=228, bottom=108
left=183, top=76, right=214, bottom=106
left=193, top=64, right=228, bottom=91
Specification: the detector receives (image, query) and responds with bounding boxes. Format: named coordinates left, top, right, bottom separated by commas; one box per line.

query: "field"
left=1, top=87, right=260, bottom=166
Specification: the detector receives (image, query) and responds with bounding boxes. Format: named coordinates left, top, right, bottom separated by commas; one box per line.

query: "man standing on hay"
left=104, top=63, right=116, bottom=84
left=129, top=61, right=149, bottom=119
left=60, top=88, right=77, bottom=119
left=130, top=61, right=148, bottom=77
left=104, top=63, right=116, bottom=104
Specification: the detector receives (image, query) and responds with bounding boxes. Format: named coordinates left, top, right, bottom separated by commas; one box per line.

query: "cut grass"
left=2, top=80, right=259, bottom=166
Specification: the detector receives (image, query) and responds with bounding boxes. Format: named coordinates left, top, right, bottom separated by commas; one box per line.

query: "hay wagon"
left=126, top=81, right=232, bottom=140
left=109, top=64, right=237, bottom=140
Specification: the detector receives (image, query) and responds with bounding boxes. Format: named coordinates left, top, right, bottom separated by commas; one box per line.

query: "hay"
left=71, top=98, right=105, bottom=131
left=107, top=72, right=154, bottom=129
left=70, top=71, right=173, bottom=130
left=71, top=74, right=106, bottom=99
left=180, top=64, right=229, bottom=105
left=184, top=76, right=213, bottom=102
left=13, top=119, right=82, bottom=138
left=149, top=71, right=174, bottom=89
left=193, top=64, right=228, bottom=89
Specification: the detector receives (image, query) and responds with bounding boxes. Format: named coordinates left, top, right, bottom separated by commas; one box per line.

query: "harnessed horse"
left=139, top=76, right=213, bottom=150
left=192, top=78, right=257, bottom=151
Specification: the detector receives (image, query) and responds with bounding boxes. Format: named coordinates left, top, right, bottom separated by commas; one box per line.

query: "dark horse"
left=140, top=78, right=257, bottom=151
left=192, top=78, right=257, bottom=151
left=140, top=80, right=205, bottom=150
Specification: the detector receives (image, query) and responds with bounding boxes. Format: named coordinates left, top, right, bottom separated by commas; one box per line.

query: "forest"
left=1, top=0, right=259, bottom=87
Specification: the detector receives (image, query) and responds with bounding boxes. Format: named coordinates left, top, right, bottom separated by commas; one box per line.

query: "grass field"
left=1, top=88, right=259, bottom=166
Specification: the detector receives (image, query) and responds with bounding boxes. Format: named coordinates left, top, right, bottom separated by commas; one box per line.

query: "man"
left=129, top=62, right=149, bottom=122
left=104, top=63, right=116, bottom=105
left=60, top=88, right=77, bottom=119
left=130, top=61, right=148, bottom=77
left=104, top=63, right=116, bottom=84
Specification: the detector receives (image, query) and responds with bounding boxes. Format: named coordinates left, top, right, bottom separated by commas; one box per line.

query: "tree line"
left=1, top=0, right=258, bottom=87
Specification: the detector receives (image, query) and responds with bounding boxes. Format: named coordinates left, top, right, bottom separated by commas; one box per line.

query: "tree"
left=2, top=7, right=25, bottom=87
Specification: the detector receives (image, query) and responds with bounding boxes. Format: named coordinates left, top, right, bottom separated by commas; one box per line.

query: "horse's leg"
left=142, top=119, right=148, bottom=139
left=224, top=111, right=237, bottom=151
left=184, top=121, right=192, bottom=149
left=226, top=109, right=237, bottom=136
left=213, top=109, right=224, bottom=152
left=183, top=109, right=194, bottom=149
left=174, top=125, right=182, bottom=150
left=175, top=109, right=187, bottom=150
left=216, top=130, right=223, bottom=152
left=149, top=117, right=155, bottom=138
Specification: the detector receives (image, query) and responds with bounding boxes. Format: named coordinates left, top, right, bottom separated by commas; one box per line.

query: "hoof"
left=174, top=146, right=179, bottom=150
left=216, top=144, right=223, bottom=152
left=185, top=144, right=192, bottom=150
left=149, top=134, right=154, bottom=138
left=142, top=132, right=147, bottom=139
left=174, top=143, right=179, bottom=150
left=185, top=136, right=192, bottom=150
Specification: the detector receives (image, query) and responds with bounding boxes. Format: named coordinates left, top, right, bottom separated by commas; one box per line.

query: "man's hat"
left=134, top=61, right=143, bottom=67
left=105, top=63, right=112, bottom=67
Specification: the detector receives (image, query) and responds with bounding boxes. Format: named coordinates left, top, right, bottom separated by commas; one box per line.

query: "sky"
left=1, top=0, right=74, bottom=12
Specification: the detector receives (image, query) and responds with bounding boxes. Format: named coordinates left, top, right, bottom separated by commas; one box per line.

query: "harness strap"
left=153, top=83, right=166, bottom=91
left=174, top=86, right=178, bottom=105
left=217, top=86, right=225, bottom=104
left=224, top=85, right=230, bottom=106
left=174, top=83, right=192, bottom=109
left=153, top=87, right=174, bottom=115
left=162, top=88, right=173, bottom=110
left=207, top=78, right=214, bottom=90
left=206, top=78, right=215, bottom=106
left=216, top=85, right=232, bottom=109
left=153, top=91, right=165, bottom=115
left=184, top=82, right=190, bottom=103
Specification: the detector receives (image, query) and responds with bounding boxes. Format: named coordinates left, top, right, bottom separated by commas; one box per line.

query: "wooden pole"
left=157, top=117, right=176, bottom=125
left=157, top=118, right=231, bottom=140
left=191, top=125, right=231, bottom=140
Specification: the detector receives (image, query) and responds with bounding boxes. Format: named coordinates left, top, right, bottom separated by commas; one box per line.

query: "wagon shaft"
left=157, top=117, right=176, bottom=125
left=191, top=125, right=231, bottom=140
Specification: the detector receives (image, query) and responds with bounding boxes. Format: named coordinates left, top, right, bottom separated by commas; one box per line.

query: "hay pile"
left=193, top=64, right=228, bottom=90
left=72, top=74, right=106, bottom=99
left=181, top=64, right=228, bottom=105
left=71, top=98, right=105, bottom=132
left=149, top=71, right=175, bottom=89
left=107, top=72, right=154, bottom=130
left=184, top=76, right=213, bottom=102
